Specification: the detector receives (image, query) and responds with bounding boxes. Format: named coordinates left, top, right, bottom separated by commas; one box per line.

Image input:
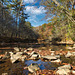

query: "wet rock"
left=28, top=63, right=40, bottom=73
left=14, top=47, right=19, bottom=52
left=56, top=69, right=70, bottom=75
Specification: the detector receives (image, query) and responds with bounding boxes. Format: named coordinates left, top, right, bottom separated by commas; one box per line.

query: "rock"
left=29, top=54, right=39, bottom=60
left=2, top=73, right=8, bottom=75
left=72, top=70, right=75, bottom=74
left=28, top=63, right=40, bottom=73
left=72, top=52, right=75, bottom=56
left=73, top=44, right=75, bottom=49
left=56, top=69, right=70, bottom=75
left=29, top=51, right=41, bottom=59
left=30, top=51, right=35, bottom=56
left=14, top=47, right=19, bottom=52
left=42, top=55, right=57, bottom=60
left=51, top=52, right=55, bottom=56
left=58, top=64, right=71, bottom=70
left=49, top=49, right=51, bottom=51
left=51, top=59, right=61, bottom=63
left=2, top=56, right=10, bottom=59
left=9, top=52, right=22, bottom=63
left=0, top=56, right=2, bottom=59
left=2, top=52, right=10, bottom=59
left=55, top=55, right=60, bottom=58
left=16, top=52, right=23, bottom=55
left=66, top=46, right=73, bottom=50
left=20, top=55, right=26, bottom=62
left=27, top=48, right=33, bottom=51
left=65, top=51, right=72, bottom=58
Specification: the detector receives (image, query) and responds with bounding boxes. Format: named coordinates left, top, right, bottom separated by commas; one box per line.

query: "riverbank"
left=0, top=45, right=75, bottom=75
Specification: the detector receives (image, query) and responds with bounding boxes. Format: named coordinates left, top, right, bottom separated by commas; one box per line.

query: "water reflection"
left=23, top=59, right=56, bottom=75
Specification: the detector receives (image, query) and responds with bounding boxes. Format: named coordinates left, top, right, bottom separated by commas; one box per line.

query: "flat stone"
left=56, top=69, right=70, bottom=75
left=42, top=55, right=57, bottom=60
left=58, top=64, right=71, bottom=70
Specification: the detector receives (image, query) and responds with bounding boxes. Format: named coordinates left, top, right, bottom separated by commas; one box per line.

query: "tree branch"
left=52, top=0, right=75, bottom=23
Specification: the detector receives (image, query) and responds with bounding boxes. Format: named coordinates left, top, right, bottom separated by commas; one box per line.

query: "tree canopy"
left=40, top=0, right=75, bottom=41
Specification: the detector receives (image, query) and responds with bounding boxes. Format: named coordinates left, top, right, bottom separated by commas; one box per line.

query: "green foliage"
left=40, top=0, right=75, bottom=41
left=0, top=1, right=39, bottom=39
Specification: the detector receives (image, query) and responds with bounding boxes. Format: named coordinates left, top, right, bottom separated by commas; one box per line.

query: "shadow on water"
left=23, top=59, right=56, bottom=75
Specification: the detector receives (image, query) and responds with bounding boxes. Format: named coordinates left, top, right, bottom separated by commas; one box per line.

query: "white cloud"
left=25, top=6, right=47, bottom=24
left=24, top=0, right=35, bottom=3
left=25, top=6, right=46, bottom=15
left=27, top=15, right=38, bottom=23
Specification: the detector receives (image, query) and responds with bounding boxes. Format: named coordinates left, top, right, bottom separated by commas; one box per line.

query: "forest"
left=0, top=0, right=39, bottom=43
left=0, top=0, right=75, bottom=43
left=0, top=0, right=75, bottom=75
left=35, top=0, right=75, bottom=43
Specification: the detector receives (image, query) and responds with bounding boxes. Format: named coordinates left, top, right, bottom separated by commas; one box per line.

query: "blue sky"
left=23, top=0, right=48, bottom=27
